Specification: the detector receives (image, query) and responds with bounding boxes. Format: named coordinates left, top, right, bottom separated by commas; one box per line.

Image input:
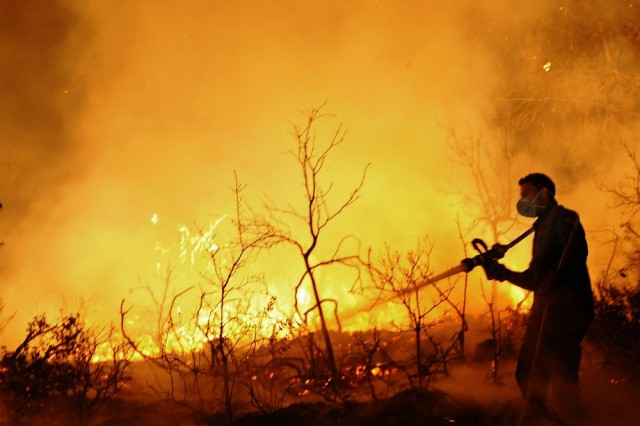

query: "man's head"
left=518, top=173, right=555, bottom=198
left=517, top=173, right=555, bottom=217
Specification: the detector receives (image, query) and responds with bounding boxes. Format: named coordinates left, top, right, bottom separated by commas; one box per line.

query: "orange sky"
left=1, top=0, right=637, bottom=346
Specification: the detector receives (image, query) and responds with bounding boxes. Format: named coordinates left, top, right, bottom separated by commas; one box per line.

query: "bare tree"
left=65, top=325, right=134, bottom=426
left=601, top=143, right=640, bottom=282
left=478, top=280, right=502, bottom=384
left=454, top=216, right=471, bottom=361
left=446, top=129, right=519, bottom=244
left=365, top=238, right=465, bottom=388
left=351, top=328, right=385, bottom=400
left=348, top=328, right=408, bottom=401
left=445, top=128, right=536, bottom=382
left=243, top=313, right=300, bottom=414
left=267, top=103, right=368, bottom=398
left=199, top=175, right=283, bottom=421
left=121, top=174, right=285, bottom=425
left=444, top=128, right=529, bottom=330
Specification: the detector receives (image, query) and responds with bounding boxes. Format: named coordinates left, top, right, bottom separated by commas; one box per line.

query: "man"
left=482, top=173, right=594, bottom=424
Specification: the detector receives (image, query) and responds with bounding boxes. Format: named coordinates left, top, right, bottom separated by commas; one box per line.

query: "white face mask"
left=516, top=190, right=542, bottom=217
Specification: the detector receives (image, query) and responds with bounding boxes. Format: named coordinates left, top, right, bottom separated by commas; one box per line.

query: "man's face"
left=519, top=182, right=548, bottom=206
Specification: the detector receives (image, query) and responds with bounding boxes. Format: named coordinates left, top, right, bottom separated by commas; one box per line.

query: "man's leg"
left=551, top=337, right=586, bottom=424
left=516, top=332, right=553, bottom=421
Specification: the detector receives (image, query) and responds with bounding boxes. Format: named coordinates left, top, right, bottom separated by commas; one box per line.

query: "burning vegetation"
left=2, top=1, right=640, bottom=425
left=1, top=104, right=639, bottom=426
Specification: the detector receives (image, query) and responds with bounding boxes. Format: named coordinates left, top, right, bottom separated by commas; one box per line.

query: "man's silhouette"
left=483, top=173, right=593, bottom=424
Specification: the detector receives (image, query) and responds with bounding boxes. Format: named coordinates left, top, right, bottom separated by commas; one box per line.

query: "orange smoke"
left=1, top=0, right=633, bottom=349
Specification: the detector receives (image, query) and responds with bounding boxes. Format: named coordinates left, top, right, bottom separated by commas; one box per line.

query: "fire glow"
left=2, top=0, right=616, bottom=356
left=87, top=210, right=535, bottom=364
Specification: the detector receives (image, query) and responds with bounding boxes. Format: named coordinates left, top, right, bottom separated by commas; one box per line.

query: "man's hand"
left=482, top=258, right=507, bottom=281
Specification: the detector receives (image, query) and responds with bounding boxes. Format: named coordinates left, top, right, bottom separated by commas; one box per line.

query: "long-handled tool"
left=399, top=226, right=535, bottom=294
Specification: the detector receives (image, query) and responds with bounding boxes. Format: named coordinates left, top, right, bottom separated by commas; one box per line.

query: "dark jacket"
left=501, top=200, right=594, bottom=336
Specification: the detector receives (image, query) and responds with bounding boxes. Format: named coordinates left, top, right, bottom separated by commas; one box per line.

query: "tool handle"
left=461, top=239, right=509, bottom=272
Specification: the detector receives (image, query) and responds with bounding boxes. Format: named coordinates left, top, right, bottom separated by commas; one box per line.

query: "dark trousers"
left=516, top=321, right=586, bottom=422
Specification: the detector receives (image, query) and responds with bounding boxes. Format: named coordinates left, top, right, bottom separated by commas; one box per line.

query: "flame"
left=96, top=214, right=537, bottom=363
left=1, top=0, right=627, bottom=369
left=93, top=299, right=293, bottom=363
left=507, top=286, right=532, bottom=310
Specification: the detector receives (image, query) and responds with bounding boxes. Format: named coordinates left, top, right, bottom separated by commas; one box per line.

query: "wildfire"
left=88, top=213, right=536, bottom=364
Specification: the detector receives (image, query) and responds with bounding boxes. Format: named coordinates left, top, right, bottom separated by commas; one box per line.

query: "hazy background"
left=1, top=0, right=639, bottom=345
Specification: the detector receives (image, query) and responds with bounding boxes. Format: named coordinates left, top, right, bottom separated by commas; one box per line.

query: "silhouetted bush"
left=589, top=280, right=640, bottom=382
left=0, top=313, right=132, bottom=425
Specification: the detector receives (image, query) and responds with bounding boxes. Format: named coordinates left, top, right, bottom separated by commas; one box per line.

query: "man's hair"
left=519, top=173, right=556, bottom=197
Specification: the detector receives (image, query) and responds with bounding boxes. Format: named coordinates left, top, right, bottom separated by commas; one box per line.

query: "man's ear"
left=540, top=187, right=551, bottom=204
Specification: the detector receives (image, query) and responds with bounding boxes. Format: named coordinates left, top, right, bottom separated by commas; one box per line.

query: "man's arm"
left=483, top=260, right=537, bottom=290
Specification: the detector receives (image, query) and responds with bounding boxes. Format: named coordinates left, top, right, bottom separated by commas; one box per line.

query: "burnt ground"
left=233, top=387, right=520, bottom=426
left=95, top=353, right=639, bottom=426
left=232, top=351, right=640, bottom=426
left=2, top=343, right=639, bottom=425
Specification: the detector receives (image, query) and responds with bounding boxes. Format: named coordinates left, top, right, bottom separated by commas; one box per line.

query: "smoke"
left=1, top=0, right=639, bottom=345
left=0, top=0, right=94, bottom=338
left=485, top=0, right=640, bottom=178
left=0, top=0, right=86, bottom=241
